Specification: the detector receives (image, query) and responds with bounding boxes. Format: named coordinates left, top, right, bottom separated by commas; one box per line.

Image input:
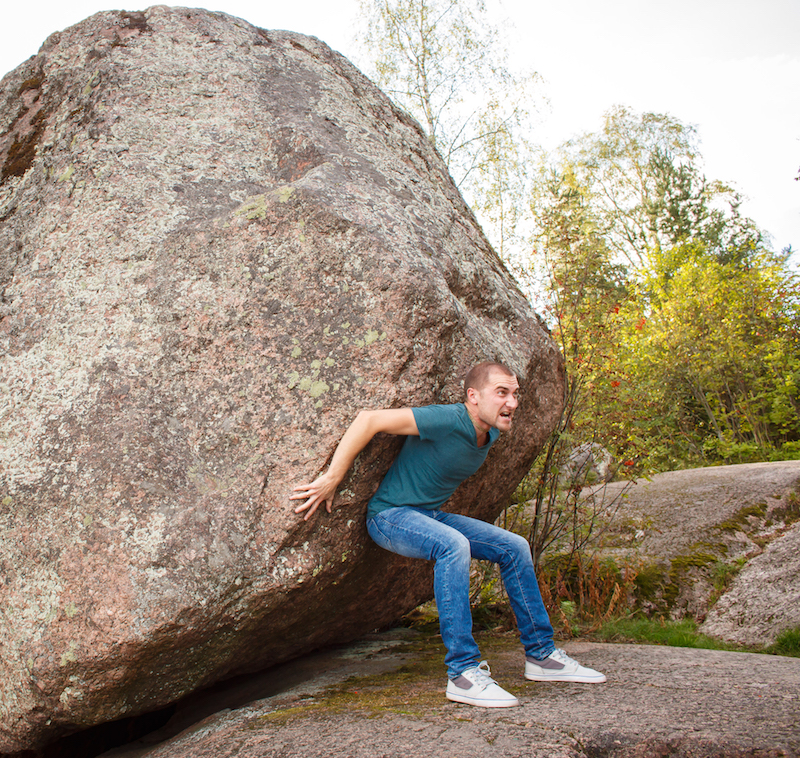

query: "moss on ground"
left=255, top=634, right=444, bottom=724
left=255, top=631, right=529, bottom=726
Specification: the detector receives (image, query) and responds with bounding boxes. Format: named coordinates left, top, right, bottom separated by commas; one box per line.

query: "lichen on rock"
left=0, top=6, right=563, bottom=752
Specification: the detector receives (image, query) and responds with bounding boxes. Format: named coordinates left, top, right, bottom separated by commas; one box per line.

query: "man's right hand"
left=290, top=471, right=340, bottom=521
left=287, top=408, right=419, bottom=520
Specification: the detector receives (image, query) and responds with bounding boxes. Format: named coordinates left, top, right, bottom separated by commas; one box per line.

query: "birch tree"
left=355, top=0, right=539, bottom=258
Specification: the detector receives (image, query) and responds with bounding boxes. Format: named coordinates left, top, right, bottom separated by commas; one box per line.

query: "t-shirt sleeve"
left=412, top=405, right=457, bottom=441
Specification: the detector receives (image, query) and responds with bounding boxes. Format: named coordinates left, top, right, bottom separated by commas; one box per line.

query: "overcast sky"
left=2, top=0, right=798, bottom=259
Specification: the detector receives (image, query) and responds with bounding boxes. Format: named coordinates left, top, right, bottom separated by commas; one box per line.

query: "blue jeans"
left=367, top=507, right=555, bottom=678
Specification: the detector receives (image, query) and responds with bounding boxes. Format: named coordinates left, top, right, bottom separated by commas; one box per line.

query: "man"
left=290, top=362, right=606, bottom=708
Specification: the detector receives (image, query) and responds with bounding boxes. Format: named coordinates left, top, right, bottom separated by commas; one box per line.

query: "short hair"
left=464, top=361, right=515, bottom=398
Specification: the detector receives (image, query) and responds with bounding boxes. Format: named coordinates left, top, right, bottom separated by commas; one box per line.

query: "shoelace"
left=550, top=648, right=577, bottom=666
left=470, top=661, right=496, bottom=687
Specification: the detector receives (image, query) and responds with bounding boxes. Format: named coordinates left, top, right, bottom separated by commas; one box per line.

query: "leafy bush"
left=770, top=440, right=800, bottom=461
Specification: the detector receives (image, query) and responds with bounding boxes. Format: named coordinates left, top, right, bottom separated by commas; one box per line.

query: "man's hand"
left=288, top=408, right=418, bottom=521
left=290, top=471, right=340, bottom=521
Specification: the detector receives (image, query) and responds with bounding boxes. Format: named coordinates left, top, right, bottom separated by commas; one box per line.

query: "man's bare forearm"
left=289, top=408, right=418, bottom=520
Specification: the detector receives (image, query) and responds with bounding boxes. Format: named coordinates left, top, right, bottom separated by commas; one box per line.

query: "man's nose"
left=507, top=394, right=519, bottom=409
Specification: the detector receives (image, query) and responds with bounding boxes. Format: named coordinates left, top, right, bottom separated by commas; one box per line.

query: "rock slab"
left=0, top=6, right=563, bottom=752
left=597, top=461, right=800, bottom=628
left=98, top=638, right=800, bottom=758
left=700, top=520, right=800, bottom=647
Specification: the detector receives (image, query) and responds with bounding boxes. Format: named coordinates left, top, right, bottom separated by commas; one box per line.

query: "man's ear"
left=465, top=386, right=479, bottom=404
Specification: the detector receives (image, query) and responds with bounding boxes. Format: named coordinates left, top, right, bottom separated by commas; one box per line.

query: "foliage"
left=467, top=551, right=637, bottom=638
left=556, top=106, right=699, bottom=268
left=528, top=169, right=636, bottom=452
left=488, top=109, right=800, bottom=628
left=532, top=107, right=800, bottom=472
left=620, top=246, right=800, bottom=469
left=354, top=0, right=539, bottom=257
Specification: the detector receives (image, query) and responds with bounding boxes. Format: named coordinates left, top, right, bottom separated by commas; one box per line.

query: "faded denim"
left=367, top=507, right=555, bottom=678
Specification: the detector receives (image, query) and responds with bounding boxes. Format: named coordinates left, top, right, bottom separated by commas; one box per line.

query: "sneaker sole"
left=446, top=692, right=520, bottom=708
left=524, top=673, right=607, bottom=683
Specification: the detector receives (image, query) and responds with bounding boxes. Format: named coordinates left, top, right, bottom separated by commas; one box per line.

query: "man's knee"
left=502, top=529, right=533, bottom=562
left=433, top=530, right=471, bottom=564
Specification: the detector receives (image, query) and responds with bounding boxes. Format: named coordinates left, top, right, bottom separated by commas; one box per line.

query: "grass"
left=593, top=616, right=739, bottom=650
left=592, top=615, right=800, bottom=658
left=765, top=627, right=800, bottom=657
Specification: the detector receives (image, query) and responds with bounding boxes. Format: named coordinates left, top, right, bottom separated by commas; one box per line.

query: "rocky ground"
left=94, top=629, right=799, bottom=758
left=13, top=462, right=800, bottom=758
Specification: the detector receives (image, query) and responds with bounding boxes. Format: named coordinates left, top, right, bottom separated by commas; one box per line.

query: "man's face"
left=469, top=369, right=520, bottom=432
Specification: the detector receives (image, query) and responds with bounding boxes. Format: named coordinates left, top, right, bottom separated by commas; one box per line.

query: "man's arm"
left=290, top=408, right=419, bottom=520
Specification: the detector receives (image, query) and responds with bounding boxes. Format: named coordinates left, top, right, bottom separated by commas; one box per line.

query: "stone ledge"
left=93, top=632, right=799, bottom=758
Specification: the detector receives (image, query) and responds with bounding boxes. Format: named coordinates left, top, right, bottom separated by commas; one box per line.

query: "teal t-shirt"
left=366, top=403, right=500, bottom=519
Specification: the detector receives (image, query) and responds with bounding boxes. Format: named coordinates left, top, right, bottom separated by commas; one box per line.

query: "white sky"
left=2, top=0, right=798, bottom=258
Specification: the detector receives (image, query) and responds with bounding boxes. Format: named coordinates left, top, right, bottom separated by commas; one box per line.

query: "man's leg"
left=436, top=511, right=606, bottom=683
left=434, top=511, right=555, bottom=659
left=367, top=506, right=480, bottom=678
left=367, top=507, right=520, bottom=707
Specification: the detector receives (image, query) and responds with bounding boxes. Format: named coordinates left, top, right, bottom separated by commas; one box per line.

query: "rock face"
left=596, top=461, right=800, bottom=624
left=699, top=521, right=800, bottom=647
left=0, top=6, right=564, bottom=753
left=564, top=442, right=614, bottom=486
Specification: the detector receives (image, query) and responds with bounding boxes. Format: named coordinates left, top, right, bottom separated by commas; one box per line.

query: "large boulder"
left=0, top=6, right=564, bottom=752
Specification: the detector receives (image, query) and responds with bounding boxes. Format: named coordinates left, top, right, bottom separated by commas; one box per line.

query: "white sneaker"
left=446, top=661, right=520, bottom=708
left=524, top=648, right=607, bottom=683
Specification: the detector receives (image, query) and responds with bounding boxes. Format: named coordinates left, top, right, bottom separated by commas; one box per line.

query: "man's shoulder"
left=412, top=402, right=464, bottom=419
left=412, top=403, right=468, bottom=438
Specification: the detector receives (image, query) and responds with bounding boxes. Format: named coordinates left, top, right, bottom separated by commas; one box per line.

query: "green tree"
left=558, top=106, right=699, bottom=268
left=644, top=150, right=763, bottom=268
left=512, top=169, right=636, bottom=568
left=554, top=106, right=764, bottom=271
left=624, top=246, right=800, bottom=466
left=534, top=107, right=798, bottom=471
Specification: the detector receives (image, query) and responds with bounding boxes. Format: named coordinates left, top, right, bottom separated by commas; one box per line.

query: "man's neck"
left=464, top=402, right=490, bottom=444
